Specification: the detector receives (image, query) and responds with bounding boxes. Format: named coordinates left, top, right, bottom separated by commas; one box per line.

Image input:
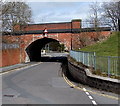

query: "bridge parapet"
left=13, top=19, right=81, bottom=32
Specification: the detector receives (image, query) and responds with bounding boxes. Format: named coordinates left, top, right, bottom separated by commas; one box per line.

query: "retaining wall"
left=1, top=48, right=20, bottom=67
left=68, top=58, right=120, bottom=94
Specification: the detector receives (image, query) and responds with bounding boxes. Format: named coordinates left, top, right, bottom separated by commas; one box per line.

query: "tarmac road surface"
left=1, top=53, right=119, bottom=105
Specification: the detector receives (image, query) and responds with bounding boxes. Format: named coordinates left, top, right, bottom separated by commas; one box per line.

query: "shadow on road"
left=41, top=56, right=67, bottom=62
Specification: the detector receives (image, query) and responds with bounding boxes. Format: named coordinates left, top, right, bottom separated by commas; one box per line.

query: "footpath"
left=0, top=53, right=50, bottom=74
left=0, top=62, right=38, bottom=73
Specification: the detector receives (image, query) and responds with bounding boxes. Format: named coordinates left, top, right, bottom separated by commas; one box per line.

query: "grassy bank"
left=80, top=32, right=119, bottom=56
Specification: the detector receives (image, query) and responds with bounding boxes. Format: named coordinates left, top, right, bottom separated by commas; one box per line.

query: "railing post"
left=80, top=52, right=81, bottom=62
left=118, top=57, right=119, bottom=76
left=83, top=52, right=84, bottom=64
left=78, top=52, right=80, bottom=62
left=85, top=53, right=86, bottom=65
left=108, top=56, right=111, bottom=77
left=94, top=52, right=96, bottom=70
left=88, top=53, right=89, bottom=66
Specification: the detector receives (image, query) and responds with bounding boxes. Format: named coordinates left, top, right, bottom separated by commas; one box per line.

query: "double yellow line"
left=63, top=74, right=119, bottom=100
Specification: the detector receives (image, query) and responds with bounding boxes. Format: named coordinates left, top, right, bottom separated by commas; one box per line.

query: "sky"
left=26, top=1, right=112, bottom=27
left=27, top=2, right=93, bottom=25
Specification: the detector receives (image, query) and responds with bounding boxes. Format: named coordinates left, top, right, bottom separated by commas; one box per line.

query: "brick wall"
left=72, top=31, right=111, bottom=49
left=71, top=19, right=81, bottom=29
left=21, top=23, right=71, bottom=31
left=14, top=19, right=81, bottom=31
left=1, top=48, right=20, bottom=67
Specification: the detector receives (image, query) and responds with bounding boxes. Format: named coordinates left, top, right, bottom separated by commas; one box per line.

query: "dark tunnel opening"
left=25, top=37, right=59, bottom=62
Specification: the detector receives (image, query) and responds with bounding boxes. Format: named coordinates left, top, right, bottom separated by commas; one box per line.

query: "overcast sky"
left=27, top=2, right=94, bottom=24
left=27, top=1, right=111, bottom=27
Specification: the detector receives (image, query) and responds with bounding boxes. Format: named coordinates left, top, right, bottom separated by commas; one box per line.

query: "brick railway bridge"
left=2, top=19, right=111, bottom=66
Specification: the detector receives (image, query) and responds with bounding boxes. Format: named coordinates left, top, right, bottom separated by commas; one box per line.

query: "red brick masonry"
left=2, top=19, right=111, bottom=67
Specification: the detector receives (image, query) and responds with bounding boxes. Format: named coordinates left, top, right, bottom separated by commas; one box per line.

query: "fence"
left=70, top=50, right=120, bottom=77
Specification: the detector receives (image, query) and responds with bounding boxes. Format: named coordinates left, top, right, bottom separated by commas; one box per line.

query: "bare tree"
left=101, top=2, right=120, bottom=31
left=1, top=1, right=32, bottom=32
left=86, top=1, right=120, bottom=31
left=1, top=1, right=32, bottom=63
left=86, top=2, right=102, bottom=28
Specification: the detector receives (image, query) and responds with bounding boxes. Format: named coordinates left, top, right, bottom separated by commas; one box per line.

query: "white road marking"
left=63, top=73, right=118, bottom=105
left=83, top=88, right=87, bottom=91
left=83, top=88, right=97, bottom=105
left=92, top=100, right=97, bottom=105
left=88, top=95, right=93, bottom=100
left=85, top=92, right=90, bottom=95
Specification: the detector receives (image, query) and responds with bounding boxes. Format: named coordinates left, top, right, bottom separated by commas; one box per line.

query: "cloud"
left=28, top=2, right=93, bottom=24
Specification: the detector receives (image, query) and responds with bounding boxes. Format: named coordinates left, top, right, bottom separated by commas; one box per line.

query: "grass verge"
left=80, top=32, right=120, bottom=56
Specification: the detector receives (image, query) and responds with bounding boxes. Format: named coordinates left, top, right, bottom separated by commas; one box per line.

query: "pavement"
left=0, top=62, right=39, bottom=73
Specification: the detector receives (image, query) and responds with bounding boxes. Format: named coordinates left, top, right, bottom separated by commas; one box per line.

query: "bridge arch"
left=25, top=37, right=59, bottom=62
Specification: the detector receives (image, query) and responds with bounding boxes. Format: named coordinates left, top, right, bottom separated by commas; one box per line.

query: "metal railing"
left=70, top=50, right=120, bottom=77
